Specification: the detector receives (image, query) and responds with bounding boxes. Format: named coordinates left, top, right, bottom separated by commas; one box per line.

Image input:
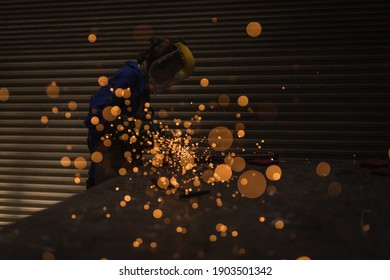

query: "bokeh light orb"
left=153, top=209, right=163, bottom=219
left=246, top=21, right=262, bottom=37
left=231, top=156, right=246, bottom=172
left=297, top=256, right=311, bottom=260
left=102, top=106, right=116, bottom=121
left=237, top=170, right=266, bottom=198
left=214, top=164, right=232, bottom=182
left=68, top=101, right=77, bottom=111
left=40, top=116, right=49, bottom=124
left=91, top=151, right=103, bottom=163
left=46, top=82, right=60, bottom=99
left=266, top=165, right=282, bottom=181
left=208, top=126, right=233, bottom=152
left=74, top=157, right=87, bottom=170
left=316, top=161, right=331, bottom=177
left=218, top=95, right=230, bottom=107
left=0, top=88, right=10, bottom=102
left=328, top=181, right=342, bottom=196
left=158, top=109, right=168, bottom=118
left=275, top=220, right=285, bottom=230
left=60, top=156, right=71, bottom=167
left=98, top=76, right=109, bottom=87
left=202, top=169, right=215, bottom=183
left=237, top=95, right=249, bottom=107
left=88, top=34, right=97, bottom=43
left=157, top=177, right=170, bottom=189
left=200, top=78, right=209, bottom=87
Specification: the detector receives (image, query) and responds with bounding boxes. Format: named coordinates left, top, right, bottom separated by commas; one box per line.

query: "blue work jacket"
left=84, top=61, right=148, bottom=151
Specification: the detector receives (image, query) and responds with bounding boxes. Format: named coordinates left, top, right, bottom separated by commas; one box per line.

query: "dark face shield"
left=148, top=48, right=188, bottom=94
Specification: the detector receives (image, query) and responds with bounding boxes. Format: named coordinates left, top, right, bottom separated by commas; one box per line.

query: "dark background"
left=0, top=0, right=389, bottom=228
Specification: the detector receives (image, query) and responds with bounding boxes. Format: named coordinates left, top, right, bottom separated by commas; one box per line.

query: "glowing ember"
left=297, top=256, right=311, bottom=260
left=259, top=216, right=265, bottom=222
left=238, top=170, right=266, bottom=198
left=198, top=104, right=205, bottom=111
left=316, top=162, right=331, bottom=177
left=246, top=21, right=262, bottom=37
left=124, top=195, right=131, bottom=202
left=211, top=17, right=218, bottom=23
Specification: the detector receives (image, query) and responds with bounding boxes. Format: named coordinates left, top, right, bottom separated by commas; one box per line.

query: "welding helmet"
left=148, top=42, right=195, bottom=94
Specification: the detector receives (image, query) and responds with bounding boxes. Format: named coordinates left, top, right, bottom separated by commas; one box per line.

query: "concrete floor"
left=0, top=159, right=389, bottom=260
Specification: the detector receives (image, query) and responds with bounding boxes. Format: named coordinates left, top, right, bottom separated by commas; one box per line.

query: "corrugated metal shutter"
left=0, top=0, right=389, bottom=228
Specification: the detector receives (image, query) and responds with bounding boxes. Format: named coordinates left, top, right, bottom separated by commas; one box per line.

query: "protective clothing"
left=148, top=42, right=195, bottom=94
left=84, top=61, right=148, bottom=187
left=84, top=40, right=195, bottom=188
